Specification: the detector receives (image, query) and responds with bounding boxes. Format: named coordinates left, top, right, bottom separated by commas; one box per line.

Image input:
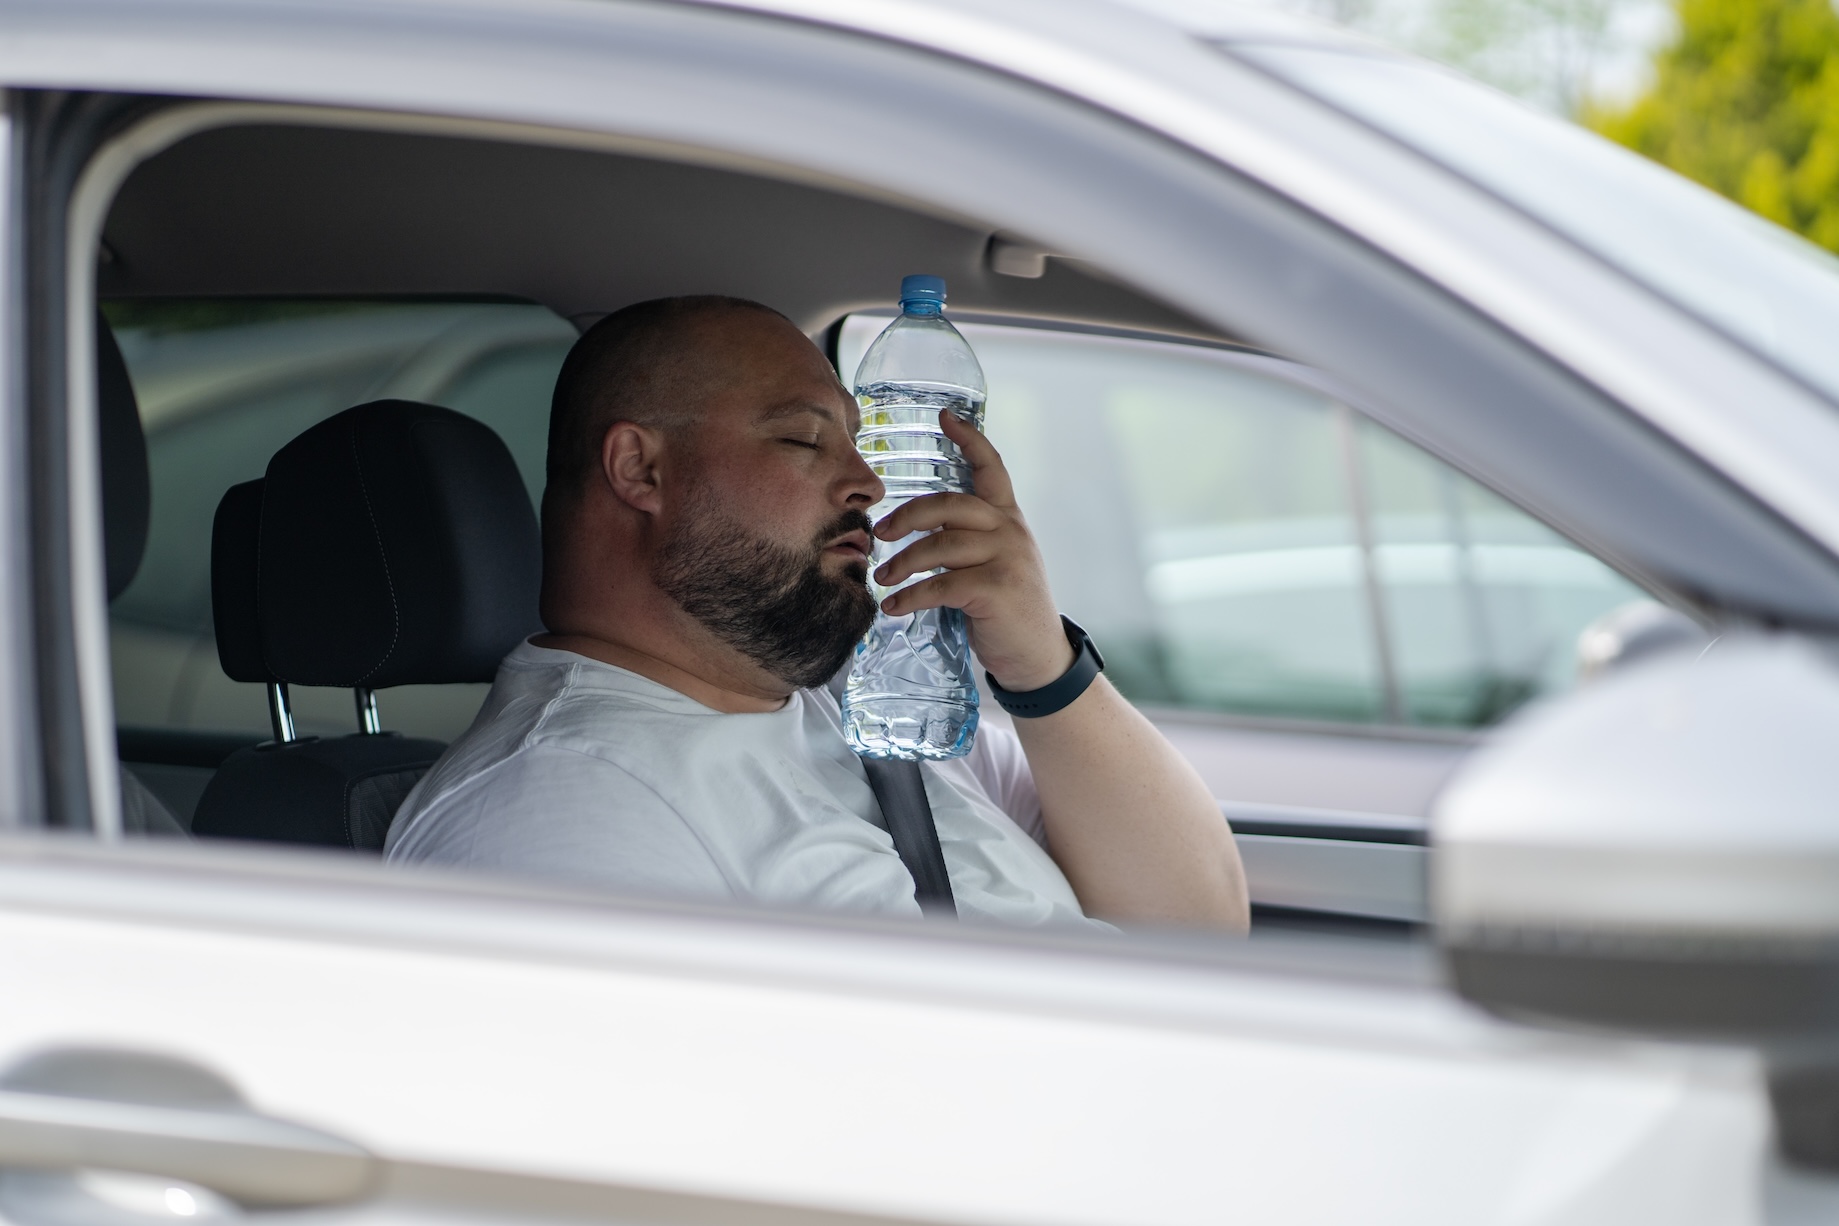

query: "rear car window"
left=106, top=299, right=572, bottom=746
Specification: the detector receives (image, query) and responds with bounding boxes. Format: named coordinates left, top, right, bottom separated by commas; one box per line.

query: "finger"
left=882, top=568, right=978, bottom=617
left=938, top=410, right=1016, bottom=509
left=876, top=529, right=1002, bottom=586
left=874, top=491, right=1005, bottom=539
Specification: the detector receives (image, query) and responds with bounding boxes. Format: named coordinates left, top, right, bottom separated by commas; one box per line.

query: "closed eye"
left=780, top=435, right=822, bottom=450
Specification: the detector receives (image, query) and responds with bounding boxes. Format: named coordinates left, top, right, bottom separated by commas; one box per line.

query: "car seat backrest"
left=210, top=477, right=306, bottom=745
left=98, top=313, right=185, bottom=837
left=190, top=400, right=541, bottom=852
left=210, top=479, right=272, bottom=687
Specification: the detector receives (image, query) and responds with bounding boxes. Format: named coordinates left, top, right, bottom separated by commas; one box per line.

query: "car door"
left=0, top=0, right=1815, bottom=1222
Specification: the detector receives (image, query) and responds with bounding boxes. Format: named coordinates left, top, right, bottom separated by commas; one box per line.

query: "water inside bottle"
left=843, top=379, right=986, bottom=760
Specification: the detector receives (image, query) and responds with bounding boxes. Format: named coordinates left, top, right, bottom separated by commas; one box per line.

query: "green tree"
left=1587, top=0, right=1839, bottom=251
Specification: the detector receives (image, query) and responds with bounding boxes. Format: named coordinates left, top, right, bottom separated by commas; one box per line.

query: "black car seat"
left=191, top=473, right=450, bottom=849
left=190, top=400, right=542, bottom=851
left=98, top=315, right=185, bottom=837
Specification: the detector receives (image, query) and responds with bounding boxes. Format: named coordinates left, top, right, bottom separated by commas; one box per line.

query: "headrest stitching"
left=348, top=420, right=401, bottom=686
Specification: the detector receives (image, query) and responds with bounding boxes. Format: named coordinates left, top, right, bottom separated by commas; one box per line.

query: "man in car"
left=386, top=296, right=1248, bottom=930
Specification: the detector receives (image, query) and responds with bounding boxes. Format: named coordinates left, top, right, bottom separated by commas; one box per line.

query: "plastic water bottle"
left=842, top=275, right=987, bottom=761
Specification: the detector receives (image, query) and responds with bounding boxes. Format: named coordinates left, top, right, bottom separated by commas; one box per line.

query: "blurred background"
left=1156, top=0, right=1839, bottom=254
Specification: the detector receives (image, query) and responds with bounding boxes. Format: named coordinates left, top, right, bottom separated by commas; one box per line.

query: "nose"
left=841, top=440, right=884, bottom=508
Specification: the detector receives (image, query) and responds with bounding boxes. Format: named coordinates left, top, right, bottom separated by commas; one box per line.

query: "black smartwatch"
left=985, top=616, right=1105, bottom=718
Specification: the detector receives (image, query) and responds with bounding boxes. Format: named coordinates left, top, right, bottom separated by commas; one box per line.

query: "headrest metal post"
left=355, top=687, right=382, bottom=735
left=267, top=682, right=297, bottom=744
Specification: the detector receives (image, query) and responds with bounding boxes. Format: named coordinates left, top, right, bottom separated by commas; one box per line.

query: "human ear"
left=600, top=421, right=667, bottom=514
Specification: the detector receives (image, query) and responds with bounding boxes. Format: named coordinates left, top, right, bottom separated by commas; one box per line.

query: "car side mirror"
left=1433, top=635, right=1839, bottom=1172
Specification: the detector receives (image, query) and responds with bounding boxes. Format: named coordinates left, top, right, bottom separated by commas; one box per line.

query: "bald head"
left=536, top=293, right=883, bottom=700
left=545, top=295, right=795, bottom=504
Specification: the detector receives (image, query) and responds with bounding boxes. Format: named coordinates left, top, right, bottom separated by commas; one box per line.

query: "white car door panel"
left=0, top=841, right=1764, bottom=1226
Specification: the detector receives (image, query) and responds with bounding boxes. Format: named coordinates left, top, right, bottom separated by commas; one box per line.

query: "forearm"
left=1010, top=677, right=1248, bottom=930
left=870, top=414, right=1247, bottom=929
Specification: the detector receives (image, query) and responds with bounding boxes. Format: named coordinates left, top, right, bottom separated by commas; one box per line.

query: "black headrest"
left=98, top=316, right=150, bottom=601
left=210, top=479, right=272, bottom=684
left=258, top=400, right=540, bottom=688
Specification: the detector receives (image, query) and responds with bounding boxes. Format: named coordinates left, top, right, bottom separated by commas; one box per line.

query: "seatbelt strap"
left=861, top=758, right=956, bottom=916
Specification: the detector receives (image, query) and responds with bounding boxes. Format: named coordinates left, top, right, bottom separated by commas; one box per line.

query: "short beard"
left=654, top=501, right=878, bottom=691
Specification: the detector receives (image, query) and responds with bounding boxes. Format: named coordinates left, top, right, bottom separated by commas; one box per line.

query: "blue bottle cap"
left=899, top=275, right=947, bottom=307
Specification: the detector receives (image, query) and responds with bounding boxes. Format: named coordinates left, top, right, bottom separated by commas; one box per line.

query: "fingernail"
left=875, top=565, right=888, bottom=581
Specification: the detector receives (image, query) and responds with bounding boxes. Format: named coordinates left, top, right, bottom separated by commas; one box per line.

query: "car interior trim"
left=56, top=95, right=209, bottom=840
left=842, top=305, right=1255, bottom=354
left=1222, top=801, right=1427, bottom=847
left=1143, top=705, right=1482, bottom=746
left=68, top=96, right=1011, bottom=262
left=0, top=101, right=41, bottom=831
left=18, top=92, right=167, bottom=838
left=57, top=262, right=113, bottom=838
left=1234, top=834, right=1426, bottom=924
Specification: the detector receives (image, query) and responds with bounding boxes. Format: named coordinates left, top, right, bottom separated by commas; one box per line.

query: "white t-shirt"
left=385, top=641, right=1100, bottom=927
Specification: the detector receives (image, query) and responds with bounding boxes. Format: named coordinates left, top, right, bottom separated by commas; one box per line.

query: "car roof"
left=689, top=0, right=1374, bottom=54
left=1099, top=0, right=1371, bottom=42
left=71, top=0, right=1361, bottom=341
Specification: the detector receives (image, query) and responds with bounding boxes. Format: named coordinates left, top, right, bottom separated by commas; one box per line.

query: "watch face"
left=1061, top=617, right=1103, bottom=674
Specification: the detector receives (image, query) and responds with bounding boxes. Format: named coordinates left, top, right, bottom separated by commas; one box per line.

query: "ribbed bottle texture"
left=842, top=276, right=986, bottom=761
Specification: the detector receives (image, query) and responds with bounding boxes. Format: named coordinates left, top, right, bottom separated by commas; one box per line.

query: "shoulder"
left=385, top=741, right=732, bottom=894
left=387, top=651, right=688, bottom=854
left=391, top=740, right=672, bottom=848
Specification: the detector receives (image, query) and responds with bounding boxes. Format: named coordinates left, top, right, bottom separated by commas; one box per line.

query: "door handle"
left=0, top=1048, right=376, bottom=1208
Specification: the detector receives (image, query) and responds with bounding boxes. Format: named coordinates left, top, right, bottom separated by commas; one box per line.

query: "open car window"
left=837, top=315, right=1647, bottom=731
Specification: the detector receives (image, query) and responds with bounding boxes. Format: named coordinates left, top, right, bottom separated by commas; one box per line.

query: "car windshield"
left=1228, top=42, right=1839, bottom=407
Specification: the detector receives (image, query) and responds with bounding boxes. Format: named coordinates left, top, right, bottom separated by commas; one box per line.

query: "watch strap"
left=985, top=616, right=1104, bottom=719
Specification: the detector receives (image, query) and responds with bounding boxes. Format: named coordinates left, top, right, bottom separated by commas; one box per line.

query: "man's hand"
left=871, top=411, right=1248, bottom=932
left=871, top=411, right=1074, bottom=692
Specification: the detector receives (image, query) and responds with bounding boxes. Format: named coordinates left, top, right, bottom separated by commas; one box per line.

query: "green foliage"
left=1587, top=0, right=1839, bottom=252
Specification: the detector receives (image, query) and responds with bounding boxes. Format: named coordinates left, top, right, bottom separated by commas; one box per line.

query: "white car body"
left=0, top=1, right=1835, bottom=1223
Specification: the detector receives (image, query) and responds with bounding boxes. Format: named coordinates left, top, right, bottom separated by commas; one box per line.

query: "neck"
left=532, top=617, right=793, bottom=715
left=540, top=505, right=800, bottom=713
